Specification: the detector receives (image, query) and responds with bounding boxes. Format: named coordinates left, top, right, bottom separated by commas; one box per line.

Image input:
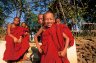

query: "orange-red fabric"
left=40, top=24, right=74, bottom=63
left=3, top=26, right=29, bottom=60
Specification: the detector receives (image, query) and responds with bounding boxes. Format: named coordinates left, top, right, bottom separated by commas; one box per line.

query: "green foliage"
left=48, top=0, right=96, bottom=23
left=0, top=0, right=25, bottom=26
left=25, top=12, right=38, bottom=30
left=0, top=6, right=6, bottom=27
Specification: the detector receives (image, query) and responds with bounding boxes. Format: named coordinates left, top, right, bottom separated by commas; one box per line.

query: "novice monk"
left=38, top=14, right=43, bottom=25
left=3, top=17, right=29, bottom=62
left=21, top=22, right=26, bottom=28
left=37, top=14, right=44, bottom=42
left=21, top=22, right=30, bottom=60
left=55, top=17, right=61, bottom=24
left=21, top=22, right=29, bottom=36
left=34, top=11, right=74, bottom=63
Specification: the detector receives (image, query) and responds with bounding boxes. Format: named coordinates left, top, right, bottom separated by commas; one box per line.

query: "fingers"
left=58, top=51, right=66, bottom=57
left=39, top=49, right=42, bottom=53
left=58, top=51, right=61, bottom=56
left=38, top=48, right=42, bottom=53
left=18, top=39, right=21, bottom=43
left=14, top=37, right=22, bottom=43
left=13, top=37, right=18, bottom=42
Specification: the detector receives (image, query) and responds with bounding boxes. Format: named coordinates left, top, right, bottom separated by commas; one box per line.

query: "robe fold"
left=3, top=26, right=29, bottom=61
left=40, top=24, right=74, bottom=63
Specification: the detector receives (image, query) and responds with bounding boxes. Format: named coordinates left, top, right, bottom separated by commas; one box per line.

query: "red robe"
left=3, top=26, right=29, bottom=61
left=40, top=24, right=74, bottom=63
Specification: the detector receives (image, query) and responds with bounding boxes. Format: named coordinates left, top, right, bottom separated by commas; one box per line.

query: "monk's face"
left=44, top=13, right=55, bottom=27
left=13, top=18, right=20, bottom=25
left=38, top=14, right=43, bottom=25
left=55, top=18, right=61, bottom=24
left=21, top=22, right=26, bottom=28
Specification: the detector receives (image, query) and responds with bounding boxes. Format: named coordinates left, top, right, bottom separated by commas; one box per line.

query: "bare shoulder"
left=7, top=23, right=16, bottom=28
left=41, top=26, right=46, bottom=31
left=7, top=23, right=12, bottom=28
left=7, top=23, right=11, bottom=26
left=38, top=27, right=43, bottom=31
left=11, top=23, right=15, bottom=28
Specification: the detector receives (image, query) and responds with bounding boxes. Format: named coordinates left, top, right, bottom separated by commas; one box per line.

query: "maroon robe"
left=3, top=26, right=29, bottom=60
left=40, top=24, right=74, bottom=63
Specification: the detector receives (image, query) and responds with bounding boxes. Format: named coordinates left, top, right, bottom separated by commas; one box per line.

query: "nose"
left=47, top=19, right=51, bottom=22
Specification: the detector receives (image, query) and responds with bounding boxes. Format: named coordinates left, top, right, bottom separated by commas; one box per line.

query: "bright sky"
left=5, top=11, right=25, bottom=23
left=5, top=0, right=48, bottom=23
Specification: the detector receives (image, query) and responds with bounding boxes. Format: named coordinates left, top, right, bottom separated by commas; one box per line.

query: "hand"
left=13, top=37, right=18, bottom=43
left=36, top=43, right=42, bottom=53
left=58, top=50, right=67, bottom=57
left=18, top=36, right=22, bottom=43
left=25, top=32, right=28, bottom=35
left=38, top=47, right=42, bottom=53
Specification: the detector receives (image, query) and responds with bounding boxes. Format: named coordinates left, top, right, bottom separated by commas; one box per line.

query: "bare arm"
left=62, top=32, right=69, bottom=51
left=7, top=24, right=15, bottom=38
left=34, top=27, right=43, bottom=53
left=7, top=24, right=18, bottom=42
left=59, top=32, right=69, bottom=57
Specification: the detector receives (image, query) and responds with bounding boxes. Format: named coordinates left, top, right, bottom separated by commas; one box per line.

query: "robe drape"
left=3, top=26, right=29, bottom=61
left=40, top=24, right=74, bottom=63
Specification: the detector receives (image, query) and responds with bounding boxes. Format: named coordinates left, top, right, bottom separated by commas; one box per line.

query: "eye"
left=45, top=19, right=48, bottom=21
left=50, top=18, right=53, bottom=20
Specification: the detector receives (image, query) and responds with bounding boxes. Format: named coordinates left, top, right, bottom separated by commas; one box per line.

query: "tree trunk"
left=58, top=0, right=67, bottom=24
left=14, top=0, right=22, bottom=18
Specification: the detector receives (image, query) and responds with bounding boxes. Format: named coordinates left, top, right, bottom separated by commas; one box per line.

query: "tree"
left=48, top=0, right=96, bottom=23
left=0, top=0, right=25, bottom=27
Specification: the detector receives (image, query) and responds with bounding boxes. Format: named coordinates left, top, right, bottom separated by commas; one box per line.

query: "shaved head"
left=38, top=14, right=43, bottom=25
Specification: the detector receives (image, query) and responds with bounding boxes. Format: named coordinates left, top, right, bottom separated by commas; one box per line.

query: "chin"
left=47, top=25, right=52, bottom=28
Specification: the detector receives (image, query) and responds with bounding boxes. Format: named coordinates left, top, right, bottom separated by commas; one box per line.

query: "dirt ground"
left=75, top=37, right=96, bottom=63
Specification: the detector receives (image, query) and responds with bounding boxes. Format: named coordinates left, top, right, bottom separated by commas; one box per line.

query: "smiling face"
left=43, top=12, right=55, bottom=27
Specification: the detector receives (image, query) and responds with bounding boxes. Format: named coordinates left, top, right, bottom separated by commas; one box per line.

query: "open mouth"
left=47, top=23, right=52, bottom=27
